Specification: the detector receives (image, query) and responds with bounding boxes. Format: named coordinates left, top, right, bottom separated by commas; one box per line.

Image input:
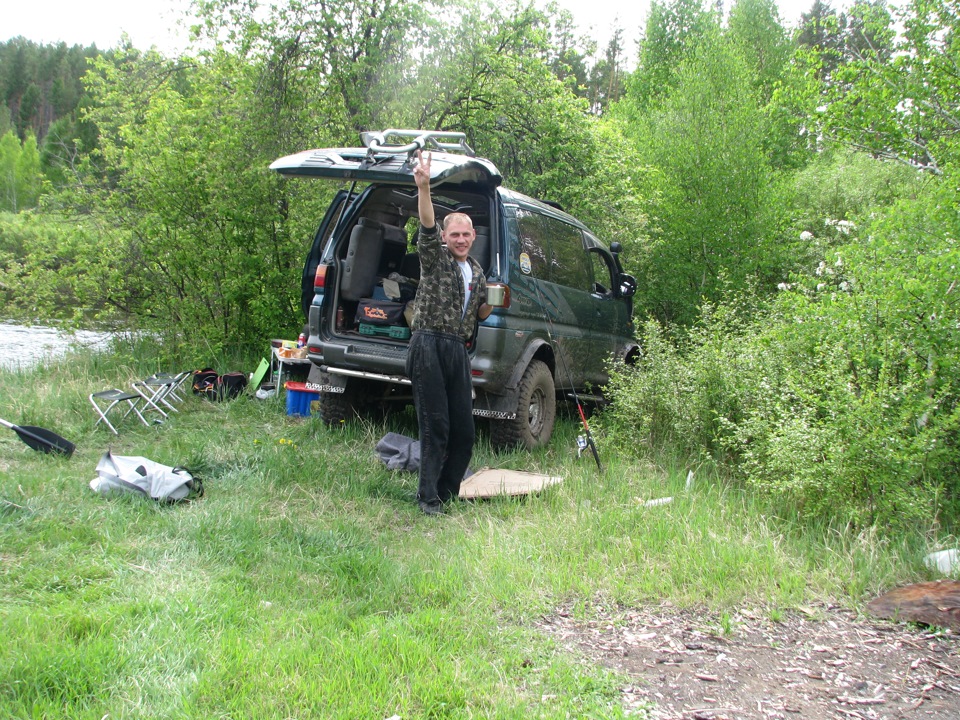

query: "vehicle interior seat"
left=341, top=218, right=384, bottom=301
left=471, top=225, right=490, bottom=272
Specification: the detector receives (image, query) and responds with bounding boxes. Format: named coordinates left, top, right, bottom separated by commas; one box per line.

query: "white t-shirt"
left=458, top=260, right=473, bottom=317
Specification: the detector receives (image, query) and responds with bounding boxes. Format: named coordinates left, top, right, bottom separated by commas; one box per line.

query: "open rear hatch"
left=270, top=129, right=502, bottom=189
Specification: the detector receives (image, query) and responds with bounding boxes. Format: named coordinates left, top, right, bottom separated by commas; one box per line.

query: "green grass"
left=0, top=344, right=945, bottom=718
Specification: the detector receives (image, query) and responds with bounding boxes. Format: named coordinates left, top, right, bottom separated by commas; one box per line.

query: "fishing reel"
left=576, top=434, right=588, bottom=458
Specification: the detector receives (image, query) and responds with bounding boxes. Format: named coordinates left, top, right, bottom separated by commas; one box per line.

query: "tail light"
left=314, top=263, right=329, bottom=290
left=486, top=282, right=510, bottom=308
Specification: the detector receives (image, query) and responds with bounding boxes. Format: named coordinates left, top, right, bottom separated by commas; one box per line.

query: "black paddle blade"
left=14, top=425, right=76, bottom=456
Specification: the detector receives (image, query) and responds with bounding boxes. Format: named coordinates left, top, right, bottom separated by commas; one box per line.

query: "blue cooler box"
left=285, top=381, right=320, bottom=416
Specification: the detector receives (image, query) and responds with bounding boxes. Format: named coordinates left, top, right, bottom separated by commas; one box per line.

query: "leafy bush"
left=600, top=298, right=759, bottom=463
left=602, top=175, right=960, bottom=532
left=775, top=148, right=923, bottom=274
left=622, top=29, right=789, bottom=327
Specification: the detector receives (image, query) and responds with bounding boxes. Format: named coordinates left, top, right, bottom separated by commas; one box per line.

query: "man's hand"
left=415, top=150, right=436, bottom=229
left=413, top=150, right=431, bottom=190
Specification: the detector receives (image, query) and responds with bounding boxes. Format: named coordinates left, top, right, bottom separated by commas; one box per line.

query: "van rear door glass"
left=302, top=189, right=349, bottom=318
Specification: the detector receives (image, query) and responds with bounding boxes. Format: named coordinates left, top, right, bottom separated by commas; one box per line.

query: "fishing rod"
left=530, top=283, right=603, bottom=472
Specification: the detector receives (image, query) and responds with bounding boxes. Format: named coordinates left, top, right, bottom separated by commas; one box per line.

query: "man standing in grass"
left=408, top=150, right=491, bottom=515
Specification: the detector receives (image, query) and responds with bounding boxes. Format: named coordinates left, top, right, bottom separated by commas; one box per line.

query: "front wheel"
left=490, top=360, right=556, bottom=450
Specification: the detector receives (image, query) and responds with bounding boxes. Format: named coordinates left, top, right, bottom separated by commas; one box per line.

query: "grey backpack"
left=89, top=451, right=203, bottom=502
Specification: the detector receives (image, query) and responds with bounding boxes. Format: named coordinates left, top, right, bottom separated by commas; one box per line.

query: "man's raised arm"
left=414, top=150, right=435, bottom=230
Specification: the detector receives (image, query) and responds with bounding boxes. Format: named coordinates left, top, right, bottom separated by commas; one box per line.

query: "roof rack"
left=360, top=129, right=475, bottom=158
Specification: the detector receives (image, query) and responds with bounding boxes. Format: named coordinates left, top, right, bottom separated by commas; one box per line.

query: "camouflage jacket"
left=411, top=224, right=487, bottom=342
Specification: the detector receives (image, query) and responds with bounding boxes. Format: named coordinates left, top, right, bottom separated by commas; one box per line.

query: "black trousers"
left=407, top=329, right=475, bottom=504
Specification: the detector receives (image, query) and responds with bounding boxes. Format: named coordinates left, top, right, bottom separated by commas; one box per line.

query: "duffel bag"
left=355, top=299, right=407, bottom=327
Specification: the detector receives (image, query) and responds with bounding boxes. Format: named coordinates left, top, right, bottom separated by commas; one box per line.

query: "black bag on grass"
left=192, top=369, right=247, bottom=401
left=217, top=372, right=248, bottom=400
left=192, top=368, right=219, bottom=397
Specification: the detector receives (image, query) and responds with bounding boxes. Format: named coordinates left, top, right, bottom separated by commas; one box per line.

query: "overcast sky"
left=5, top=0, right=828, bottom=59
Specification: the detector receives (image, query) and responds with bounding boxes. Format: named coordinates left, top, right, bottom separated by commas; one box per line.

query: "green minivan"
left=271, top=130, right=639, bottom=449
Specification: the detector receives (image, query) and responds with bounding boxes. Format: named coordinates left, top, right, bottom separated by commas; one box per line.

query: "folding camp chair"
left=164, top=371, right=193, bottom=403
left=131, top=375, right=179, bottom=417
left=144, top=370, right=193, bottom=402
left=89, top=388, right=151, bottom=435
left=141, top=371, right=191, bottom=406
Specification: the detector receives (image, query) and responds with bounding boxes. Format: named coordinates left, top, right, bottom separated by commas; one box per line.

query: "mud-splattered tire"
left=490, top=360, right=556, bottom=450
left=316, top=378, right=368, bottom=425
left=317, top=388, right=357, bottom=426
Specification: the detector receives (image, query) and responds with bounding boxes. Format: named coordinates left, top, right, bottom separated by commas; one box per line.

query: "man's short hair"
left=442, top=212, right=474, bottom=231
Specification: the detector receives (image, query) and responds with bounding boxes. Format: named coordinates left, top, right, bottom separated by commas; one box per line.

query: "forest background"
left=1, top=0, right=958, bottom=538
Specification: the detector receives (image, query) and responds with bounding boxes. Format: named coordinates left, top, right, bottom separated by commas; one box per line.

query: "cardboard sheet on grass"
left=376, top=432, right=562, bottom=498
left=459, top=467, right=562, bottom=498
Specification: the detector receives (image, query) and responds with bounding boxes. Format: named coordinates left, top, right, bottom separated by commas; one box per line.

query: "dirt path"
left=538, top=603, right=960, bottom=719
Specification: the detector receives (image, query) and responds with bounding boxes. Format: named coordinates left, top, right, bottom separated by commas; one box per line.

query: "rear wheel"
left=490, top=360, right=556, bottom=450
left=317, top=378, right=371, bottom=425
left=318, top=389, right=358, bottom=425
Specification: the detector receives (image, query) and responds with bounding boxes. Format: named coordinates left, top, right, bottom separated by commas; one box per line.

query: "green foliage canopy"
left=800, top=0, right=957, bottom=174
left=623, top=28, right=784, bottom=325
left=601, top=173, right=960, bottom=531
left=597, top=0, right=960, bottom=532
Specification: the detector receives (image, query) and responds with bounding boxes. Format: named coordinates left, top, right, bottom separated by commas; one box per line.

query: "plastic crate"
left=284, top=381, right=320, bottom=416
left=358, top=323, right=411, bottom=340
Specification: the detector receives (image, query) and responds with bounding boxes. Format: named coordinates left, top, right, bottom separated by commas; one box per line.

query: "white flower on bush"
left=839, top=281, right=851, bottom=291
left=800, top=230, right=814, bottom=241
left=825, top=218, right=856, bottom=235
left=817, top=283, right=827, bottom=292
left=777, top=282, right=792, bottom=291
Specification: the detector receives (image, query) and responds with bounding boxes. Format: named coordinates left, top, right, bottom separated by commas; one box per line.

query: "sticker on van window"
left=519, top=252, right=532, bottom=275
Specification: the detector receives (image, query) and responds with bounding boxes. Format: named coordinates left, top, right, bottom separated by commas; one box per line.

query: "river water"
left=0, top=322, right=115, bottom=370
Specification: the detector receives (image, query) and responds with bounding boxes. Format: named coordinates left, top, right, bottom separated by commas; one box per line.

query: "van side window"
left=516, top=208, right=593, bottom=290
left=516, top=208, right=549, bottom=279
left=589, top=248, right=615, bottom=295
left=541, top=215, right=592, bottom=290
